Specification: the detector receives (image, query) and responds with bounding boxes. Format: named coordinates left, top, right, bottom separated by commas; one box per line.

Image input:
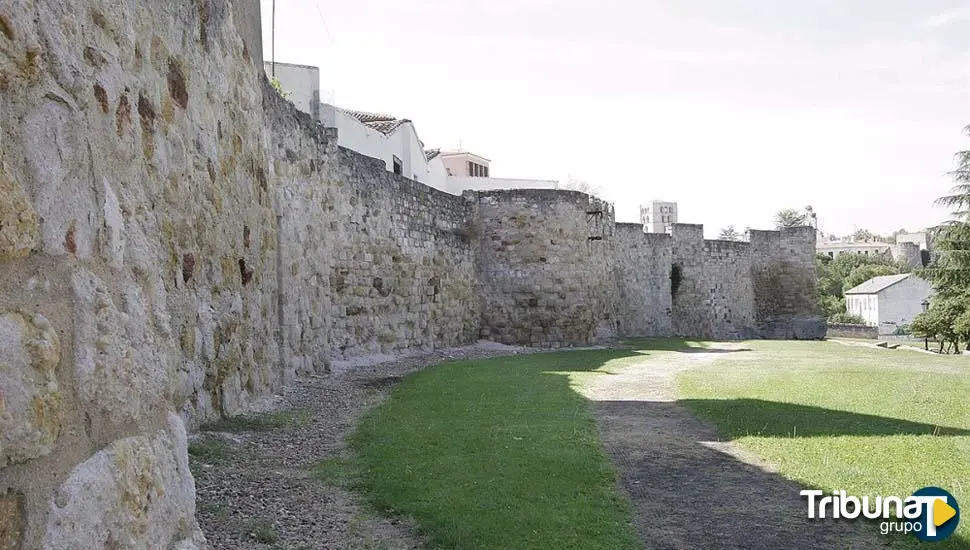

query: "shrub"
left=828, top=312, right=867, bottom=325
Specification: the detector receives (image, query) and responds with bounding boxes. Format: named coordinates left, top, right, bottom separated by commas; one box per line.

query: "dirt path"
left=190, top=342, right=531, bottom=550
left=581, top=344, right=890, bottom=550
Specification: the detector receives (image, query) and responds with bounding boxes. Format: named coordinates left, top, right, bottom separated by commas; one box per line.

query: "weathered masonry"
left=0, top=1, right=822, bottom=547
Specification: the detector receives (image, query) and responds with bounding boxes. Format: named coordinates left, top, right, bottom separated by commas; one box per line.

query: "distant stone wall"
left=827, top=323, right=878, bottom=339
left=671, top=225, right=756, bottom=339
left=890, top=242, right=922, bottom=268
left=324, top=149, right=481, bottom=358
left=612, top=225, right=672, bottom=337
left=750, top=228, right=826, bottom=339
left=472, top=190, right=617, bottom=347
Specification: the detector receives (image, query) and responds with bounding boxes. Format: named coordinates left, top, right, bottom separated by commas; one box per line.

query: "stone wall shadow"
left=678, top=398, right=970, bottom=438
left=595, top=399, right=898, bottom=549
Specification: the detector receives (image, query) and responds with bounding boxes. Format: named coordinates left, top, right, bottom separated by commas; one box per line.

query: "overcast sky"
left=260, top=0, right=970, bottom=237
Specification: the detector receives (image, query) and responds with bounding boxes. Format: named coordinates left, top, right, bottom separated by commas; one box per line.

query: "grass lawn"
left=349, top=350, right=642, bottom=550
left=677, top=340, right=970, bottom=549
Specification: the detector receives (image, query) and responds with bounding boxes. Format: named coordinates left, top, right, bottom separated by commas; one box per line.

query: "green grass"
left=350, top=350, right=642, bottom=550
left=243, top=518, right=279, bottom=544
left=310, top=457, right=357, bottom=488
left=676, top=340, right=970, bottom=549
left=187, top=438, right=233, bottom=464
left=200, top=408, right=311, bottom=433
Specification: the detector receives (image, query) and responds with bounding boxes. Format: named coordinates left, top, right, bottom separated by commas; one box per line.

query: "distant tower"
left=640, top=201, right=678, bottom=233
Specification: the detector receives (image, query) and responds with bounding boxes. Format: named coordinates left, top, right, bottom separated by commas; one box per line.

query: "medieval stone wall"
left=750, top=227, right=825, bottom=339
left=612, top=224, right=672, bottom=337
left=0, top=1, right=272, bottom=547
left=472, top=190, right=618, bottom=347
left=670, top=225, right=756, bottom=339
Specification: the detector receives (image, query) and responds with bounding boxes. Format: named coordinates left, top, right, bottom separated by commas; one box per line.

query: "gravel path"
left=579, top=343, right=892, bottom=550
left=190, top=341, right=532, bottom=550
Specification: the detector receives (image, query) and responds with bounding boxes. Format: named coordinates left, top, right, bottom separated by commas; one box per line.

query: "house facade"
left=268, top=61, right=558, bottom=195
left=844, top=273, right=933, bottom=335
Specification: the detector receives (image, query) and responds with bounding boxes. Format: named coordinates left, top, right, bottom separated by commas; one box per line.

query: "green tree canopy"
left=718, top=225, right=742, bottom=241
left=774, top=208, right=808, bottom=229
left=844, top=264, right=901, bottom=291
left=921, top=124, right=970, bottom=298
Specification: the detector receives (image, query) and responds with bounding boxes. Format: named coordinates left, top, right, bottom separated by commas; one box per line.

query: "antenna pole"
left=271, top=0, right=276, bottom=77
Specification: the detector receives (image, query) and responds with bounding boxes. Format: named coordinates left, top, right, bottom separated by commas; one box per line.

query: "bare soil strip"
left=191, top=342, right=529, bottom=549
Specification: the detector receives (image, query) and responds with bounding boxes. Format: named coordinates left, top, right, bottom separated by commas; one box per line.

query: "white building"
left=816, top=241, right=892, bottom=259
left=263, top=61, right=320, bottom=121
left=319, top=106, right=430, bottom=183
left=844, top=273, right=933, bottom=335
left=426, top=150, right=557, bottom=195
left=266, top=61, right=558, bottom=195
left=639, top=201, right=677, bottom=234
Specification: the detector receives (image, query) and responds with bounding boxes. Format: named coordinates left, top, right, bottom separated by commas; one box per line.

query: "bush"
left=829, top=312, right=867, bottom=325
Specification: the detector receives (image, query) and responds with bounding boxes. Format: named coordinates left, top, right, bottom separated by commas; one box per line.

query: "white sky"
left=260, top=0, right=970, bottom=238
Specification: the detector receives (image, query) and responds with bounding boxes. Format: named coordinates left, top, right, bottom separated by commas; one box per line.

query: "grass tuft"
left=187, top=439, right=232, bottom=464
left=244, top=518, right=279, bottom=544
left=200, top=408, right=311, bottom=433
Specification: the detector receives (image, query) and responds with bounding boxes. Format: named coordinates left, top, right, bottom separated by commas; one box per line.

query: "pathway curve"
left=580, top=344, right=890, bottom=550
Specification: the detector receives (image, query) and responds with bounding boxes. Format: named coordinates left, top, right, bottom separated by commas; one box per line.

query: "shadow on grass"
left=678, top=398, right=970, bottom=438
left=594, top=399, right=970, bottom=550
left=621, top=338, right=752, bottom=353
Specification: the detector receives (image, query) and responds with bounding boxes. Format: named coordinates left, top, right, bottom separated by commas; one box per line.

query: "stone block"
left=0, top=491, right=25, bottom=550
left=42, top=414, right=204, bottom=549
left=0, top=312, right=61, bottom=467
left=0, top=170, right=39, bottom=261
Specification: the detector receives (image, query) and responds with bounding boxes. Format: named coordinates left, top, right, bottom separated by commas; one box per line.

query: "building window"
left=393, top=156, right=403, bottom=175
left=466, top=160, right=488, bottom=177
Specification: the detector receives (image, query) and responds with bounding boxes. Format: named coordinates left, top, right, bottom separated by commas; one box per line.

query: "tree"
left=921, top=128, right=970, bottom=297
left=844, top=264, right=900, bottom=290
left=558, top=176, right=602, bottom=197
left=912, top=298, right=965, bottom=353
left=804, top=205, right=818, bottom=229
left=718, top=225, right=743, bottom=241
left=913, top=124, right=970, bottom=352
left=774, top=208, right=808, bottom=229
left=853, top=228, right=877, bottom=242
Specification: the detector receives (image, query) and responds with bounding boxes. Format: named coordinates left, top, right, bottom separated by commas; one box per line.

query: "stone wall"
left=750, top=227, right=826, bottom=339
left=826, top=323, right=878, bottom=339
left=890, top=242, right=922, bottom=269
left=472, top=190, right=617, bottom=347
left=671, top=225, right=756, bottom=339
left=0, top=1, right=273, bottom=546
left=612, top=224, right=672, bottom=337
left=0, top=0, right=823, bottom=547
